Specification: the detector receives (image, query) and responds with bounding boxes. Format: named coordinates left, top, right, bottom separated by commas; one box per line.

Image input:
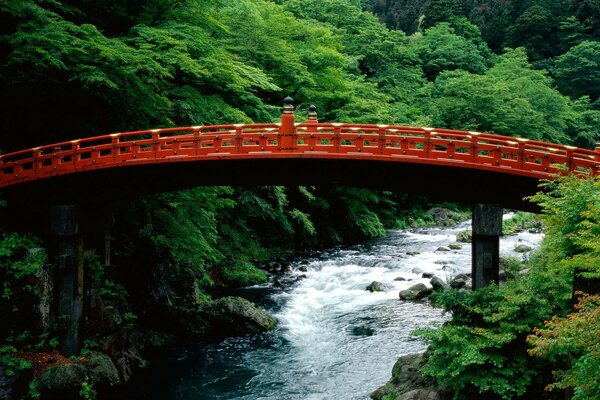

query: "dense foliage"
left=418, top=175, right=600, bottom=399
left=0, top=0, right=599, bottom=397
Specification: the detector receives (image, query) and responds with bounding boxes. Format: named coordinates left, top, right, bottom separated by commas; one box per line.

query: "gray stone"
left=449, top=274, right=468, bottom=289
left=196, top=297, right=277, bottom=337
left=37, top=363, right=86, bottom=399
left=366, top=281, right=387, bottom=292
left=370, top=353, right=440, bottom=400
left=398, top=389, right=441, bottom=400
left=430, top=276, right=450, bottom=291
left=399, top=284, right=432, bottom=300
left=87, top=352, right=120, bottom=389
left=514, top=243, right=533, bottom=253
left=421, top=272, right=434, bottom=279
left=456, top=230, right=472, bottom=243
left=298, top=266, right=308, bottom=272
left=406, top=251, right=421, bottom=256
left=448, top=244, right=462, bottom=250
left=394, top=277, right=407, bottom=281
left=436, top=247, right=450, bottom=252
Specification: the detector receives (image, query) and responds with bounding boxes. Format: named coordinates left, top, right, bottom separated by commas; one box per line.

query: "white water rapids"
left=114, top=215, right=543, bottom=400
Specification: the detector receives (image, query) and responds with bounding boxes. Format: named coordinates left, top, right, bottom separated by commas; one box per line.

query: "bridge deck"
left=1, top=122, right=598, bottom=191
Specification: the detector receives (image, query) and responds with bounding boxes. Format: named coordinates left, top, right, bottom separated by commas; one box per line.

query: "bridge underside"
left=3, top=157, right=541, bottom=212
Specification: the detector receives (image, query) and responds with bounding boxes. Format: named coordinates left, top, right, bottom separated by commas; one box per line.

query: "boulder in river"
left=456, top=230, right=472, bottom=243
left=406, top=251, right=421, bottom=256
left=448, top=244, right=462, bottom=250
left=370, top=353, right=446, bottom=400
left=398, top=389, right=443, bottom=400
left=436, top=246, right=450, bottom=252
left=196, top=297, right=277, bottom=338
left=366, top=281, right=388, bottom=292
left=514, top=243, right=533, bottom=253
left=421, top=272, right=434, bottom=279
left=399, top=283, right=432, bottom=300
left=449, top=274, right=469, bottom=289
left=394, top=276, right=407, bottom=281
left=430, top=276, right=450, bottom=291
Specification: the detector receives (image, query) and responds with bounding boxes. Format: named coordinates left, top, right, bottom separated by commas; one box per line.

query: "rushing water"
left=115, top=216, right=542, bottom=400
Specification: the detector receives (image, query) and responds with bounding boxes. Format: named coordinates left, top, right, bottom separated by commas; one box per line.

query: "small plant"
left=79, top=376, right=96, bottom=400
left=28, top=380, right=40, bottom=399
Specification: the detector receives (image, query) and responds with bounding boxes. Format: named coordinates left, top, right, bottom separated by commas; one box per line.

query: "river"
left=114, top=216, right=542, bottom=400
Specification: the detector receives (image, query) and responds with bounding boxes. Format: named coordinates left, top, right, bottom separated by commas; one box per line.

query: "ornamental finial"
left=308, top=104, right=318, bottom=121
left=282, top=96, right=294, bottom=114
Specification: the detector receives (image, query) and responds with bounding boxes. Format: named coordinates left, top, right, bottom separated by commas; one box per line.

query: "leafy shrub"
left=528, top=293, right=600, bottom=400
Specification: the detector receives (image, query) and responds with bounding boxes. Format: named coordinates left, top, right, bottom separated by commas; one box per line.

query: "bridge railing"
left=0, top=100, right=598, bottom=189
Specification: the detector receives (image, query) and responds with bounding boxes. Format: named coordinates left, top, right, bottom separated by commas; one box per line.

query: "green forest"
left=0, top=0, right=599, bottom=399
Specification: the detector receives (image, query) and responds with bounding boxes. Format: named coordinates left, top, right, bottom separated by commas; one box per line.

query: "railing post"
left=308, top=104, right=318, bottom=123
left=278, top=96, right=296, bottom=152
left=306, top=105, right=318, bottom=151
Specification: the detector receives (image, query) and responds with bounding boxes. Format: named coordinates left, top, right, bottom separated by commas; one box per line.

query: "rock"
left=394, top=277, right=407, bottom=281
left=430, top=276, right=450, bottom=291
left=366, top=281, right=387, bottom=292
left=37, top=363, right=86, bottom=399
left=441, top=265, right=456, bottom=273
left=448, top=244, right=462, bottom=250
left=406, top=251, right=420, bottom=256
left=499, top=271, right=507, bottom=282
left=272, top=279, right=283, bottom=288
left=398, top=389, right=442, bottom=400
left=399, top=284, right=432, bottom=300
left=456, top=230, right=472, bottom=243
left=370, top=353, right=442, bottom=400
left=280, top=265, right=292, bottom=274
left=514, top=243, right=533, bottom=253
left=102, top=329, right=131, bottom=383
left=195, top=297, right=277, bottom=338
left=264, top=261, right=280, bottom=273
left=296, top=274, right=307, bottom=281
left=421, top=272, right=434, bottom=279
left=298, top=266, right=308, bottom=272
left=436, top=246, right=450, bottom=252
left=449, top=274, right=468, bottom=289
left=87, top=352, right=120, bottom=389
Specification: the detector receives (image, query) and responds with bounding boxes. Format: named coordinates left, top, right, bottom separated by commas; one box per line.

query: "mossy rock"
left=456, top=230, right=472, bottom=243
left=175, top=297, right=277, bottom=338
left=37, top=363, right=85, bottom=399
left=87, top=352, right=120, bottom=389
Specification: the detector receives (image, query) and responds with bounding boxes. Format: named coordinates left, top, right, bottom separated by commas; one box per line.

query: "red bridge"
left=1, top=101, right=598, bottom=210
left=3, top=98, right=598, bottom=356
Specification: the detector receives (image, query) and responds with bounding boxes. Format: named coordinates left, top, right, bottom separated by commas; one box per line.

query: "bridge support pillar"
left=472, top=204, right=503, bottom=290
left=51, top=205, right=84, bottom=356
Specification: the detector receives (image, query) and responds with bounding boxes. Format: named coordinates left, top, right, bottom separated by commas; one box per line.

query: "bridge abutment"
left=471, top=203, right=503, bottom=290
left=51, top=205, right=84, bottom=357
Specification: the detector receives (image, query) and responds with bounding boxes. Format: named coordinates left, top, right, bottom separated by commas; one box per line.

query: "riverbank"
left=101, top=214, right=541, bottom=399
left=0, top=208, right=541, bottom=399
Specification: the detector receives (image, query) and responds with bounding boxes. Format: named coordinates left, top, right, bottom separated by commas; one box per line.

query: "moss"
left=220, top=261, right=268, bottom=287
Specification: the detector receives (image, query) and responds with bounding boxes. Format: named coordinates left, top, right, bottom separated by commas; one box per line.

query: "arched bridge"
left=1, top=101, right=599, bottom=210
left=3, top=98, right=599, bottom=357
